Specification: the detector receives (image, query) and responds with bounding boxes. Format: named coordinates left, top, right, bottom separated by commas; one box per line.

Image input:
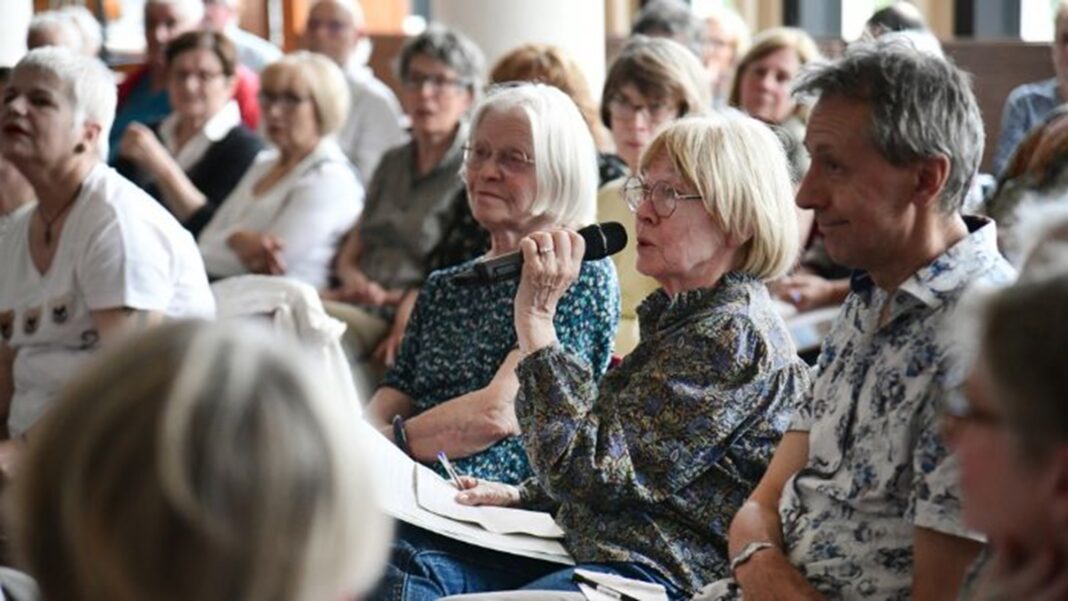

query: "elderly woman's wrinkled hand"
left=454, top=475, right=521, bottom=507
left=227, top=230, right=287, bottom=275
left=513, top=229, right=585, bottom=354
left=119, top=122, right=168, bottom=172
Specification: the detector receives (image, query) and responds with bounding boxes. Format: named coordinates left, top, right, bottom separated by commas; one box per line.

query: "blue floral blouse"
left=381, top=256, right=619, bottom=485
left=514, top=273, right=810, bottom=596
left=697, top=218, right=1015, bottom=601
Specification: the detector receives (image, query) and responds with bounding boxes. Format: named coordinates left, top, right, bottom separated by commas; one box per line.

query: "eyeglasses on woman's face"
left=258, top=90, right=311, bottom=111
left=942, top=385, right=1008, bottom=441
left=622, top=176, right=703, bottom=218
left=402, top=71, right=469, bottom=95
left=462, top=142, right=534, bottom=176
left=608, top=94, right=678, bottom=124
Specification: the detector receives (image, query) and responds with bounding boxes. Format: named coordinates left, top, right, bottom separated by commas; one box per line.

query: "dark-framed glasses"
left=402, top=72, right=469, bottom=94
left=170, top=69, right=225, bottom=85
left=462, top=142, right=534, bottom=175
left=622, top=176, right=703, bottom=218
left=607, top=94, right=677, bottom=123
left=258, top=91, right=311, bottom=110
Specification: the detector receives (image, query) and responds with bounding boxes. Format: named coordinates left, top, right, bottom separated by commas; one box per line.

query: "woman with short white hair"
left=372, top=115, right=810, bottom=599
left=196, top=51, right=363, bottom=288
left=0, top=48, right=214, bottom=464
left=366, top=83, right=618, bottom=486
left=12, top=320, right=391, bottom=601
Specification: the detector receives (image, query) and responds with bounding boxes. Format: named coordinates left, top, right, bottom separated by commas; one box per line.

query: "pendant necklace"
left=37, top=183, right=82, bottom=246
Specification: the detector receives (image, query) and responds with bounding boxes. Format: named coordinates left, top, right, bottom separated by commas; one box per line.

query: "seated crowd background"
left=3, top=0, right=1068, bottom=599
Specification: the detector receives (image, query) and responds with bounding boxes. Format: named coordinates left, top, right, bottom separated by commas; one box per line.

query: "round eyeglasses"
left=621, top=176, right=703, bottom=218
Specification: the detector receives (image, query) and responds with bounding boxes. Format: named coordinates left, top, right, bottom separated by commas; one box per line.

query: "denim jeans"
left=368, top=522, right=687, bottom=600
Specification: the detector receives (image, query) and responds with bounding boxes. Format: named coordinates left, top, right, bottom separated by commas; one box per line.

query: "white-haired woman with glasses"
left=370, top=115, right=810, bottom=600
left=11, top=320, right=391, bottom=601
left=0, top=48, right=214, bottom=472
left=322, top=24, right=483, bottom=374
left=196, top=51, right=363, bottom=288
left=364, top=83, right=618, bottom=487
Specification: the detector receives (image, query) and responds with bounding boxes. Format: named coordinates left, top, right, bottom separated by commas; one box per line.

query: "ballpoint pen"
left=571, top=572, right=642, bottom=601
left=437, top=451, right=465, bottom=490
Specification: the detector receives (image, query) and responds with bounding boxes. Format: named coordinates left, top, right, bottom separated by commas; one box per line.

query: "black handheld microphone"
left=453, top=221, right=628, bottom=286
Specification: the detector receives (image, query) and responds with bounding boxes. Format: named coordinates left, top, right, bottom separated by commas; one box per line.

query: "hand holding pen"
left=437, top=451, right=521, bottom=507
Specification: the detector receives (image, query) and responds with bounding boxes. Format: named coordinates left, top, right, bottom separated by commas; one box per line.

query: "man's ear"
left=912, top=154, right=951, bottom=209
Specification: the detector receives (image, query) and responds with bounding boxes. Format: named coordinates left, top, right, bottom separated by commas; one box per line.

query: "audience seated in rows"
left=695, top=37, right=1015, bottom=600
left=202, top=0, right=281, bottom=73
left=115, top=30, right=264, bottom=237
left=365, top=83, right=618, bottom=486
left=110, top=0, right=259, bottom=163
left=0, top=48, right=215, bottom=472
left=197, top=51, right=362, bottom=288
left=10, top=320, right=391, bottom=601
left=993, top=0, right=1068, bottom=175
left=597, top=36, right=710, bottom=356
left=303, top=0, right=407, bottom=185
left=372, top=113, right=809, bottom=600
left=322, top=25, right=482, bottom=380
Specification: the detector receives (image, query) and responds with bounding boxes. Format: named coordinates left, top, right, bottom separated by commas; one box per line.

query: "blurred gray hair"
left=11, top=320, right=391, bottom=601
left=396, top=23, right=485, bottom=99
left=463, top=83, right=598, bottom=228
left=14, top=47, right=116, bottom=161
left=27, top=11, right=85, bottom=53
left=794, top=37, right=983, bottom=213
left=631, top=0, right=706, bottom=58
left=145, top=0, right=205, bottom=24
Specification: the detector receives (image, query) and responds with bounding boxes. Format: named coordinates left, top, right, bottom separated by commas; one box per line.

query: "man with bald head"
left=304, top=0, right=406, bottom=183
left=202, top=0, right=281, bottom=73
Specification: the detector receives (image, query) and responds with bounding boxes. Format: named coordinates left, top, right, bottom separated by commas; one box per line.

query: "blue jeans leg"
left=520, top=562, right=688, bottom=600
left=369, top=522, right=562, bottom=601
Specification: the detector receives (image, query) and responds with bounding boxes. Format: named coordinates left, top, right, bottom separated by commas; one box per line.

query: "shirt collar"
left=159, top=100, right=242, bottom=151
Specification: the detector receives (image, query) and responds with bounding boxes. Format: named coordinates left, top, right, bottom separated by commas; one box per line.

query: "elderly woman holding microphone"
left=0, top=48, right=214, bottom=470
left=372, top=115, right=811, bottom=600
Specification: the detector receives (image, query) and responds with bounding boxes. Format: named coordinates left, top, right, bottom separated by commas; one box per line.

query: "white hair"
left=61, top=5, right=104, bottom=57
left=27, top=11, right=84, bottom=53
left=145, top=0, right=205, bottom=25
left=464, top=83, right=598, bottom=228
left=14, top=47, right=116, bottom=161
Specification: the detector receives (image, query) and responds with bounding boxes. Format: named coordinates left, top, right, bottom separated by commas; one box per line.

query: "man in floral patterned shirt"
left=696, top=39, right=1016, bottom=600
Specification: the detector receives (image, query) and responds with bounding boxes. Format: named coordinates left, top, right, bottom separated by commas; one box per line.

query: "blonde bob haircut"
left=640, top=115, right=799, bottom=280
left=262, top=51, right=351, bottom=136
left=462, top=83, right=598, bottom=228
left=10, top=320, right=390, bottom=601
left=728, top=27, right=822, bottom=123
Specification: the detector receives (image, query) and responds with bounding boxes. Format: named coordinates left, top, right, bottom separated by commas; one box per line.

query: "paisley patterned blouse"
left=514, top=272, right=810, bottom=596
left=381, top=256, right=619, bottom=485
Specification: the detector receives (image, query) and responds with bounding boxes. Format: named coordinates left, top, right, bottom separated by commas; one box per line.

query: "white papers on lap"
left=357, top=420, right=574, bottom=565
left=415, top=466, right=566, bottom=538
left=574, top=569, right=668, bottom=601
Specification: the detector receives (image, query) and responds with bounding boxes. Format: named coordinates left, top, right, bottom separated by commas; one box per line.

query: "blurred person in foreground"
left=10, top=320, right=391, bottom=601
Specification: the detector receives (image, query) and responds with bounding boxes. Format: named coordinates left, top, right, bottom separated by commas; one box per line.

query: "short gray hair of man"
left=462, top=83, right=598, bottom=228
left=145, top=0, right=205, bottom=24
left=14, top=47, right=116, bottom=161
left=631, top=0, right=706, bottom=58
left=396, top=23, right=485, bottom=100
left=793, top=37, right=983, bottom=213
